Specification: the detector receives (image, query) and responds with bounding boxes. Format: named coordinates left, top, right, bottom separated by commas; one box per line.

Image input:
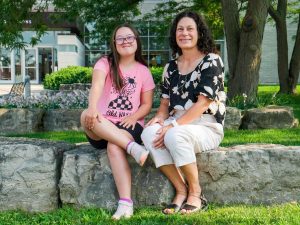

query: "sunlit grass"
left=0, top=203, right=299, bottom=225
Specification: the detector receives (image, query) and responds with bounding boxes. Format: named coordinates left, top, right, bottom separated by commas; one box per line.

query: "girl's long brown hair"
left=107, top=23, right=147, bottom=91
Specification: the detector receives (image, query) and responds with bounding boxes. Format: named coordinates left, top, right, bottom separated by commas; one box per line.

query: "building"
left=0, top=11, right=85, bottom=84
left=0, top=1, right=298, bottom=85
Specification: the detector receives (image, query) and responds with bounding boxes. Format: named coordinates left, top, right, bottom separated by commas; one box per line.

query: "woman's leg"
left=159, top=165, right=188, bottom=214
left=179, top=163, right=202, bottom=214
left=141, top=123, right=187, bottom=214
left=163, top=125, right=220, bottom=213
left=81, top=110, right=148, bottom=165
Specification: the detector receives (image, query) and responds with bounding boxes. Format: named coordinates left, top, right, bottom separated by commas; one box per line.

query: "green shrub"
left=150, top=66, right=164, bottom=85
left=44, top=66, right=93, bottom=90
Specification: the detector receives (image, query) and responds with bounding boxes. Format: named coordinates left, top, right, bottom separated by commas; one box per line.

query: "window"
left=58, top=45, right=78, bottom=53
left=0, top=48, right=12, bottom=81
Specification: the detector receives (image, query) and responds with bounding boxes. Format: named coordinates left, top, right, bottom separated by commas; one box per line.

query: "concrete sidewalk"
left=0, top=84, right=44, bottom=96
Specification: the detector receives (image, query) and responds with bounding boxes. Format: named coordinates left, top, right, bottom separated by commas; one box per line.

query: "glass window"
left=25, top=49, right=37, bottom=81
left=0, top=48, right=12, bottom=81
left=15, top=49, right=22, bottom=82
left=58, top=45, right=78, bottom=53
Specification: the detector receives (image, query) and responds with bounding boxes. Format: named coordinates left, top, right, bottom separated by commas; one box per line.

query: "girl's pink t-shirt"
left=94, top=57, right=155, bottom=126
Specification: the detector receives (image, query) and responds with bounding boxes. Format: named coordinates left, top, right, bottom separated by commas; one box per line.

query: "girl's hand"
left=146, top=116, right=164, bottom=127
left=153, top=124, right=172, bottom=149
left=119, top=115, right=138, bottom=130
left=85, top=108, right=102, bottom=130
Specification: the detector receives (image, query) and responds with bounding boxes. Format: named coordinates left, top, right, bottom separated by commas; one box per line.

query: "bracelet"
left=171, top=119, right=178, bottom=127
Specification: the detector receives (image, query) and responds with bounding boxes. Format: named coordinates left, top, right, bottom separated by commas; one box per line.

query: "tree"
left=0, top=0, right=49, bottom=49
left=52, top=0, right=142, bottom=43
left=143, top=0, right=223, bottom=39
left=0, top=0, right=142, bottom=49
left=221, top=0, right=271, bottom=101
left=268, top=0, right=300, bottom=94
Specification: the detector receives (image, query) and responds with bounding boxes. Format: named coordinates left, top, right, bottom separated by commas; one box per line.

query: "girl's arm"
left=84, top=69, right=106, bottom=130
left=120, top=89, right=154, bottom=129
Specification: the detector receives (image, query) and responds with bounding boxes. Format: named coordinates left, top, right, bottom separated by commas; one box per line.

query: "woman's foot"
left=180, top=192, right=208, bottom=214
left=126, top=142, right=149, bottom=166
left=162, top=190, right=187, bottom=215
left=112, top=199, right=133, bottom=220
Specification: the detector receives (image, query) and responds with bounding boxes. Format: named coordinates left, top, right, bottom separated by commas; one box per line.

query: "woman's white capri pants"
left=141, top=112, right=224, bottom=168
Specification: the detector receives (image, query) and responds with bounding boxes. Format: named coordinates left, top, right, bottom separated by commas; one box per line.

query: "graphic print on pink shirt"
left=94, top=57, right=155, bottom=126
left=108, top=76, right=136, bottom=111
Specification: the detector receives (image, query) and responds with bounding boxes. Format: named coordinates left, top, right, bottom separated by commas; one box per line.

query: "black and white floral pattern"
left=161, top=53, right=226, bottom=125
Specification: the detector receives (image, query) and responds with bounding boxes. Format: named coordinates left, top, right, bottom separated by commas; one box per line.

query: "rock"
left=59, top=83, right=91, bottom=91
left=198, top=144, right=300, bottom=204
left=0, top=137, right=75, bottom=212
left=240, top=105, right=297, bottom=129
left=43, top=109, right=84, bottom=131
left=59, top=144, right=174, bottom=209
left=60, top=143, right=300, bottom=208
left=0, top=108, right=44, bottom=134
left=224, top=107, right=242, bottom=130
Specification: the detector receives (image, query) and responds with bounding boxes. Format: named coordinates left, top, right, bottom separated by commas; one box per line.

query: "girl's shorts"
left=86, top=122, right=143, bottom=149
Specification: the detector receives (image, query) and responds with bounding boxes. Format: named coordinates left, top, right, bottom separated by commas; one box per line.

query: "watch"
left=171, top=119, right=178, bottom=127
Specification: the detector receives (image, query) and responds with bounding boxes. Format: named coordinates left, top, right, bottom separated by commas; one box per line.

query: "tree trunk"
left=268, top=0, right=289, bottom=93
left=289, top=13, right=300, bottom=93
left=220, top=0, right=240, bottom=83
left=228, top=0, right=270, bottom=101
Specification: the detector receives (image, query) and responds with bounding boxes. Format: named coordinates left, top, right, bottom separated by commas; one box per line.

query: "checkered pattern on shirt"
left=108, top=96, right=133, bottom=110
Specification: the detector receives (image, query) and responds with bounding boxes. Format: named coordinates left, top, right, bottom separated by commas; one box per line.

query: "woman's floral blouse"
left=161, top=53, right=226, bottom=125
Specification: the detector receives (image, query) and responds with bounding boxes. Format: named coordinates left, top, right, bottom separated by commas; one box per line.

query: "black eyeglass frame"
left=115, top=36, right=136, bottom=45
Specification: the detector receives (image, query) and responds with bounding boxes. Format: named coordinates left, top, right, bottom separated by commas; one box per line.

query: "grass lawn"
left=1, top=85, right=300, bottom=224
left=0, top=203, right=299, bottom=225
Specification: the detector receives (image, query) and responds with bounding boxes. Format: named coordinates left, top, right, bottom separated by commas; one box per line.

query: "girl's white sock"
left=126, top=141, right=149, bottom=166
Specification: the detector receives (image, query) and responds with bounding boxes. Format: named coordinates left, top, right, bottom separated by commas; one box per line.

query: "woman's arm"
left=120, top=89, right=154, bottom=129
left=145, top=98, right=170, bottom=126
left=175, top=95, right=211, bottom=125
left=153, top=94, right=211, bottom=148
left=84, top=69, right=106, bottom=130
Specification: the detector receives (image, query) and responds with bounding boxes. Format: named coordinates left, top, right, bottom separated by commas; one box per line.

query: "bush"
left=44, top=66, right=93, bottom=90
left=150, top=66, right=164, bottom=85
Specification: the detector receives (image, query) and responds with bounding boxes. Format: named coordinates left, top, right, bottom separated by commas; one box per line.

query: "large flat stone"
left=60, top=143, right=300, bottom=208
left=59, top=144, right=173, bottom=209
left=0, top=137, right=75, bottom=212
left=0, top=108, right=44, bottom=134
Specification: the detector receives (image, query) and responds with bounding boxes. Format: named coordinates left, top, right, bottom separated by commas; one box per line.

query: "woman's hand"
left=153, top=124, right=172, bottom=149
left=85, top=108, right=102, bottom=130
left=119, top=115, right=138, bottom=130
left=146, top=116, right=164, bottom=127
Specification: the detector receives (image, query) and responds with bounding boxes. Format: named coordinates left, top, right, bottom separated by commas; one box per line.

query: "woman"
left=81, top=24, right=155, bottom=219
left=141, top=11, right=226, bottom=214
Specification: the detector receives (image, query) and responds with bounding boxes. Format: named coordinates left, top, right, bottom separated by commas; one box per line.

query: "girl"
left=81, top=24, right=155, bottom=219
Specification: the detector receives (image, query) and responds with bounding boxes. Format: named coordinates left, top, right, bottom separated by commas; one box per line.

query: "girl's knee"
left=80, top=109, right=88, bottom=127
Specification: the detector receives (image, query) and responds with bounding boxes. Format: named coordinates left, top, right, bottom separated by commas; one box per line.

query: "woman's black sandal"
left=162, top=191, right=187, bottom=215
left=162, top=203, right=182, bottom=214
left=180, top=193, right=208, bottom=214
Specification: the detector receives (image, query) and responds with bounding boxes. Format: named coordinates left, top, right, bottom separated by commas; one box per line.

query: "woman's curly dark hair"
left=169, top=11, right=217, bottom=58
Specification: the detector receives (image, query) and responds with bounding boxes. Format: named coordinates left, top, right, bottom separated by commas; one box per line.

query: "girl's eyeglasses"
left=115, top=36, right=136, bottom=45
